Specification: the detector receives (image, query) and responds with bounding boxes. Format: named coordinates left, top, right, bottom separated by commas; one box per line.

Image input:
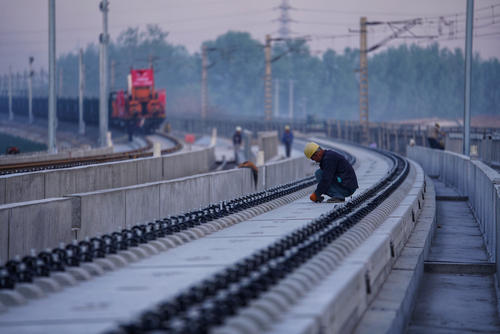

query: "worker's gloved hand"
left=310, top=193, right=324, bottom=203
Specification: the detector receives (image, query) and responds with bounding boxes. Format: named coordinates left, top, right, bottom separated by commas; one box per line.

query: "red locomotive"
left=110, top=68, right=166, bottom=133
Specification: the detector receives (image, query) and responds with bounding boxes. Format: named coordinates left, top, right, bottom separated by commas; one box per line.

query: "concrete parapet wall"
left=221, top=160, right=427, bottom=334
left=0, top=198, right=75, bottom=261
left=0, top=146, right=113, bottom=166
left=0, top=146, right=215, bottom=205
left=265, top=156, right=315, bottom=188
left=2, top=149, right=309, bottom=258
left=407, top=145, right=500, bottom=262
left=74, top=159, right=289, bottom=240
left=258, top=131, right=278, bottom=162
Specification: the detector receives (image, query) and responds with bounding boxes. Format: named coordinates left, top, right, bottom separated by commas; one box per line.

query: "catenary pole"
left=359, top=17, right=370, bottom=144
left=28, top=57, right=34, bottom=123
left=99, top=0, right=109, bottom=147
left=463, top=0, right=474, bottom=156
left=8, top=66, right=13, bottom=121
left=201, top=45, right=207, bottom=119
left=48, top=0, right=56, bottom=153
left=274, top=79, right=279, bottom=117
left=264, top=34, right=272, bottom=121
left=79, top=49, right=86, bottom=135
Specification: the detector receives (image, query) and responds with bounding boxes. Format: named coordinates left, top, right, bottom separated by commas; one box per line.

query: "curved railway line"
left=0, top=138, right=427, bottom=334
left=0, top=132, right=182, bottom=176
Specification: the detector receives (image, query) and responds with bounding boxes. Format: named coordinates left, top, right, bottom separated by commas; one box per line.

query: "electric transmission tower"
left=277, top=0, right=293, bottom=39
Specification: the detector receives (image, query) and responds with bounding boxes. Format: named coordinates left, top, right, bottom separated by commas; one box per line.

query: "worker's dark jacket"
left=315, top=149, right=358, bottom=196
left=233, top=132, right=242, bottom=145
left=281, top=131, right=294, bottom=145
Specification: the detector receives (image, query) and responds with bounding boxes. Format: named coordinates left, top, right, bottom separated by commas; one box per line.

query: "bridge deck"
left=0, top=143, right=390, bottom=333
left=407, top=179, right=500, bottom=333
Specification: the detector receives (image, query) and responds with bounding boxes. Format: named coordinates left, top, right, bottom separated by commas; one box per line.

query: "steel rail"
left=0, top=144, right=354, bottom=292
left=0, top=132, right=182, bottom=176
left=107, top=149, right=408, bottom=334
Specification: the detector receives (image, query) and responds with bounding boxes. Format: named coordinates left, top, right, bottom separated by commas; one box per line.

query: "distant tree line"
left=5, top=25, right=500, bottom=121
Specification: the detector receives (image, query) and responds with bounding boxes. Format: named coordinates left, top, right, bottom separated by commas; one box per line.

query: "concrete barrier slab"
left=6, top=198, right=74, bottom=258
left=74, top=164, right=113, bottom=193
left=287, top=262, right=367, bottom=334
left=266, top=315, right=319, bottom=334
left=393, top=247, right=423, bottom=271
left=5, top=173, right=44, bottom=204
left=0, top=322, right=111, bottom=334
left=111, top=160, right=138, bottom=188
left=209, top=169, right=245, bottom=203
left=160, top=175, right=211, bottom=217
left=0, top=210, right=8, bottom=261
left=44, top=169, right=76, bottom=199
left=74, top=190, right=126, bottom=240
left=137, top=157, right=162, bottom=184
left=125, top=184, right=160, bottom=228
left=364, top=268, right=415, bottom=313
left=0, top=178, right=5, bottom=204
left=163, top=151, right=195, bottom=180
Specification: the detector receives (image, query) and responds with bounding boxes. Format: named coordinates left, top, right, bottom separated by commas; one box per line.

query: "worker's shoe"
left=326, top=197, right=345, bottom=203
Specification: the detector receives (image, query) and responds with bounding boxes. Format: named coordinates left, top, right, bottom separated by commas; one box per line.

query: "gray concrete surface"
left=0, top=140, right=388, bottom=333
left=428, top=187, right=489, bottom=263
left=407, top=146, right=500, bottom=263
left=0, top=146, right=215, bottom=205
left=0, top=198, right=75, bottom=260
left=406, top=179, right=500, bottom=334
left=354, top=175, right=436, bottom=334
left=0, top=143, right=309, bottom=258
left=250, top=150, right=425, bottom=334
left=74, top=188, right=126, bottom=239
left=258, top=131, right=278, bottom=162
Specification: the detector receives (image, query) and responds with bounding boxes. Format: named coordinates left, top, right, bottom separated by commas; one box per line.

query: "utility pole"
left=28, top=56, right=34, bottom=123
left=110, top=59, right=115, bottom=92
left=99, top=0, right=109, bottom=147
left=288, top=79, right=294, bottom=120
left=48, top=0, right=56, bottom=153
left=359, top=17, right=369, bottom=144
left=58, top=67, right=63, bottom=97
left=264, top=34, right=272, bottom=121
left=463, top=0, right=473, bottom=156
left=8, top=67, right=13, bottom=121
left=201, top=45, right=208, bottom=119
left=274, top=79, right=280, bottom=117
left=78, top=49, right=86, bottom=135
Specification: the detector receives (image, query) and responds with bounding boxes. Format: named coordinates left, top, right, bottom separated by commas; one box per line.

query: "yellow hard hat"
left=304, top=142, right=320, bottom=159
left=285, top=125, right=290, bottom=130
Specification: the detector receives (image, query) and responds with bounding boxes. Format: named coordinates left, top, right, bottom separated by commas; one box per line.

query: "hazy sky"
left=1, top=0, right=499, bottom=75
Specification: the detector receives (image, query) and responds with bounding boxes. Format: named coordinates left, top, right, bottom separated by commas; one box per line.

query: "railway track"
left=0, top=140, right=418, bottom=334
left=0, top=132, right=182, bottom=176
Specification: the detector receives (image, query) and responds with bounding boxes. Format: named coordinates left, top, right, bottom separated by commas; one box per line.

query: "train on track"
left=110, top=68, right=166, bottom=134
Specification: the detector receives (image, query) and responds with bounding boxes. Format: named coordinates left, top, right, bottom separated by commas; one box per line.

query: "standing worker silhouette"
left=232, top=126, right=243, bottom=164
left=304, top=142, right=358, bottom=203
left=281, top=125, right=294, bottom=158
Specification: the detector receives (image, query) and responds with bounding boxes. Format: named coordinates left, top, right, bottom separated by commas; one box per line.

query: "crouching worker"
left=304, top=141, right=358, bottom=203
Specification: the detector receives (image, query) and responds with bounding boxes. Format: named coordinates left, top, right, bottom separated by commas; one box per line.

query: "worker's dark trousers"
left=315, top=169, right=353, bottom=199
left=285, top=144, right=291, bottom=158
